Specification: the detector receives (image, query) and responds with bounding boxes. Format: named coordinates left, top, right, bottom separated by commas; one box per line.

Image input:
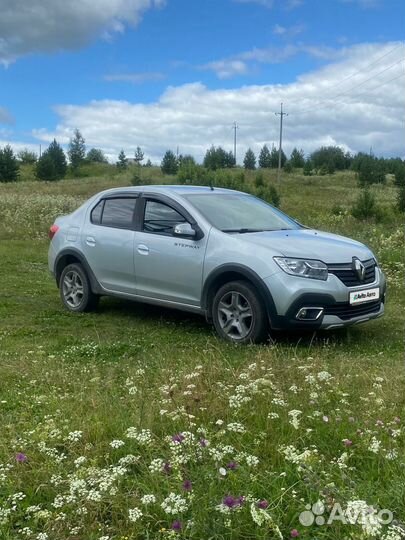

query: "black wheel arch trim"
left=54, top=248, right=103, bottom=294
left=201, top=264, right=278, bottom=323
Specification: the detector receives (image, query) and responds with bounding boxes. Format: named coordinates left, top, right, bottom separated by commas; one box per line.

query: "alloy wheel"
left=217, top=291, right=254, bottom=340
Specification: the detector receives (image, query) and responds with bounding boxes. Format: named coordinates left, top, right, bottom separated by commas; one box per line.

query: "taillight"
left=48, top=224, right=60, bottom=240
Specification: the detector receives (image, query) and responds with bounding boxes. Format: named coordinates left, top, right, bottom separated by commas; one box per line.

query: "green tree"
left=394, top=164, right=405, bottom=187
left=311, top=146, right=346, bottom=171
left=258, top=145, right=271, bottom=168
left=17, top=148, right=37, bottom=164
left=290, top=148, right=305, bottom=168
left=86, top=148, right=107, bottom=163
left=68, top=129, right=86, bottom=171
left=134, top=146, right=144, bottom=166
left=116, top=150, right=128, bottom=170
left=0, top=145, right=20, bottom=182
left=283, top=161, right=293, bottom=173
left=254, top=172, right=264, bottom=187
left=203, top=146, right=234, bottom=170
left=161, top=150, right=178, bottom=175
left=145, top=159, right=153, bottom=167
left=269, top=146, right=286, bottom=168
left=35, top=140, right=67, bottom=181
left=303, top=159, right=313, bottom=176
left=357, top=156, right=386, bottom=186
left=256, top=185, right=280, bottom=207
left=397, top=184, right=405, bottom=213
left=243, top=148, right=256, bottom=170
left=178, top=154, right=196, bottom=167
left=351, top=188, right=381, bottom=220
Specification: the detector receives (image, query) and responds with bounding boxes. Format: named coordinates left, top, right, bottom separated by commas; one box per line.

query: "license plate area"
left=349, top=287, right=380, bottom=305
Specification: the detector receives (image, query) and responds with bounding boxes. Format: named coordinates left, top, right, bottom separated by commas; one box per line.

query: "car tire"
left=212, top=280, right=268, bottom=344
left=59, top=263, right=99, bottom=313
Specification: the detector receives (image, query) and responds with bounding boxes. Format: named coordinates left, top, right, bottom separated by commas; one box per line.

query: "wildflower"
left=141, top=494, right=156, bottom=504
left=343, top=439, right=353, bottom=447
left=161, top=493, right=188, bottom=514
left=171, top=520, right=182, bottom=530
left=16, top=452, right=27, bottom=463
left=163, top=462, right=172, bottom=474
left=219, top=467, right=227, bottom=476
left=182, top=479, right=192, bottom=491
left=291, top=529, right=300, bottom=537
left=199, top=438, right=209, bottom=447
left=368, top=437, right=382, bottom=453
left=110, top=440, right=125, bottom=449
left=128, top=507, right=143, bottom=522
left=227, top=461, right=238, bottom=470
left=257, top=499, right=269, bottom=509
left=323, top=415, right=329, bottom=422
left=223, top=496, right=238, bottom=508
left=172, top=433, right=185, bottom=444
left=288, top=410, right=302, bottom=430
left=67, top=431, right=83, bottom=442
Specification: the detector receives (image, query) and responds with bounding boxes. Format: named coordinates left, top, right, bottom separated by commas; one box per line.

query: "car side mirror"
left=173, top=222, right=196, bottom=238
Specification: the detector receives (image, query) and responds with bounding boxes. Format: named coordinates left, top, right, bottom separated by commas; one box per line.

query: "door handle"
left=86, top=236, right=96, bottom=247
left=137, top=244, right=149, bottom=255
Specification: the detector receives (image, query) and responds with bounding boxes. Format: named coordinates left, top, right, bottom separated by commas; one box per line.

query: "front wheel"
left=59, top=263, right=99, bottom=312
left=212, top=281, right=268, bottom=344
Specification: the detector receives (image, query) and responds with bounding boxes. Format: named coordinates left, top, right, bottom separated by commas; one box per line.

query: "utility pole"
left=232, top=121, right=238, bottom=165
left=275, top=103, right=288, bottom=182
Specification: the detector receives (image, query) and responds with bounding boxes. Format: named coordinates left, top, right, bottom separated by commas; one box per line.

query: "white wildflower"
left=141, top=494, right=156, bottom=505
left=128, top=507, right=143, bottom=522
left=161, top=493, right=188, bottom=514
left=109, top=440, right=125, bottom=449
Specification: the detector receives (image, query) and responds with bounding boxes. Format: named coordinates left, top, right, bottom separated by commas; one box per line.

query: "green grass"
left=0, top=169, right=404, bottom=540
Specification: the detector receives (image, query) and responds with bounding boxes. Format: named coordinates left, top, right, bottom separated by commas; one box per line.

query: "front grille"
left=324, top=301, right=381, bottom=321
left=328, top=258, right=376, bottom=287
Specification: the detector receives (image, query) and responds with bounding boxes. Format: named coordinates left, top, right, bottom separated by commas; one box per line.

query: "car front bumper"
left=263, top=267, right=387, bottom=331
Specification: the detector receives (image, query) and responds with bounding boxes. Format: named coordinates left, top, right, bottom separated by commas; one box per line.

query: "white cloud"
left=0, top=107, right=14, bottom=124
left=27, top=42, right=405, bottom=162
left=272, top=24, right=305, bottom=37
left=201, top=43, right=343, bottom=79
left=0, top=0, right=165, bottom=65
left=104, top=72, right=165, bottom=84
left=200, top=59, right=249, bottom=80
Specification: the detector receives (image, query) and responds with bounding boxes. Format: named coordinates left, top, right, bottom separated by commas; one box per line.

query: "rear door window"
left=100, top=198, right=137, bottom=229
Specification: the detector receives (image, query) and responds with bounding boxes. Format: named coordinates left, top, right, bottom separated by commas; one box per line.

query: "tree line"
left=0, top=131, right=404, bottom=213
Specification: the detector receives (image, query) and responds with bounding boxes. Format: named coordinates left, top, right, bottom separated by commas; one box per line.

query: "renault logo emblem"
left=352, top=257, right=366, bottom=281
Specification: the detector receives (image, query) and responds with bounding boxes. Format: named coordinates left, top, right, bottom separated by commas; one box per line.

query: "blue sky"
left=0, top=0, right=404, bottom=161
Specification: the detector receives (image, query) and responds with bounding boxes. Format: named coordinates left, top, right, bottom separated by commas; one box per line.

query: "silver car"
left=48, top=185, right=386, bottom=343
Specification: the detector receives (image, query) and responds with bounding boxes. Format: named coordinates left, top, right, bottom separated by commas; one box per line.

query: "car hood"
left=240, top=228, right=373, bottom=264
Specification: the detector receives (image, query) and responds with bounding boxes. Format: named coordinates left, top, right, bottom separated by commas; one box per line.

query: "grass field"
left=0, top=168, right=404, bottom=540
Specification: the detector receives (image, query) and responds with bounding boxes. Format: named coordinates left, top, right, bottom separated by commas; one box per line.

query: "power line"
left=275, top=103, right=288, bottom=182
left=309, top=42, right=404, bottom=96
left=347, top=71, right=405, bottom=100
left=232, top=121, right=239, bottom=164
left=294, top=57, right=405, bottom=115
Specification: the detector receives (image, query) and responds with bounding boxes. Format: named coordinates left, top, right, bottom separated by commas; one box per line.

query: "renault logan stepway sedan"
left=48, top=186, right=386, bottom=343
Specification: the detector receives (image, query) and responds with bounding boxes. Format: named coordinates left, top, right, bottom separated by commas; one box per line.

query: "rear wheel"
left=212, top=280, right=268, bottom=344
left=59, top=263, right=99, bottom=312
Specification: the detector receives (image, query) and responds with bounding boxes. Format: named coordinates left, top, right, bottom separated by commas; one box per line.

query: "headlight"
left=274, top=257, right=328, bottom=281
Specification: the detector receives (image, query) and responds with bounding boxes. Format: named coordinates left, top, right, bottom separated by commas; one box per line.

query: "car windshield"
left=183, top=192, right=300, bottom=232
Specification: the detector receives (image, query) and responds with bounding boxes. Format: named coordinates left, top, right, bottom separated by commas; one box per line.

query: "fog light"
left=296, top=307, right=324, bottom=321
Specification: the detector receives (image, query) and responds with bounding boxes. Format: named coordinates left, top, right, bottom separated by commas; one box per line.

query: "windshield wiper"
left=221, top=228, right=264, bottom=234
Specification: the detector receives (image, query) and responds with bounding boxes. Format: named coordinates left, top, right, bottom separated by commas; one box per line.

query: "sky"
left=0, top=0, right=404, bottom=163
